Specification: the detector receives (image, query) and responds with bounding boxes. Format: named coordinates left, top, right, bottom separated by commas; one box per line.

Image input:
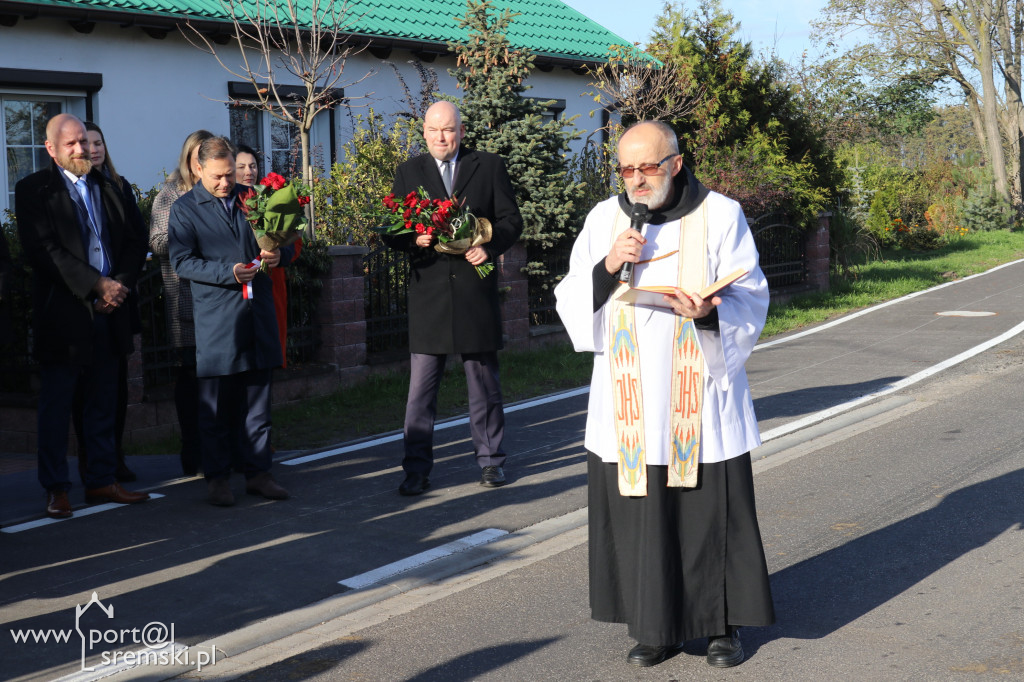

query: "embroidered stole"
left=608, top=204, right=708, bottom=496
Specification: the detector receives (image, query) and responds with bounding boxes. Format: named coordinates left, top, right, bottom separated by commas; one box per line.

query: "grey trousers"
left=403, top=352, right=506, bottom=475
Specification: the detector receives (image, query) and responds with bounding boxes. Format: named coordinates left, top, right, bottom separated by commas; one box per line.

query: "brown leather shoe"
left=84, top=483, right=150, bottom=505
left=245, top=472, right=289, bottom=500
left=45, top=490, right=73, bottom=519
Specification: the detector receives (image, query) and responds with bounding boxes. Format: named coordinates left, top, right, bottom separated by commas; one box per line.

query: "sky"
left=560, top=0, right=831, bottom=65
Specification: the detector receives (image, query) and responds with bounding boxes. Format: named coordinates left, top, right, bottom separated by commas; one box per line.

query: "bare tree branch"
left=181, top=0, right=376, bottom=206
left=585, top=44, right=704, bottom=127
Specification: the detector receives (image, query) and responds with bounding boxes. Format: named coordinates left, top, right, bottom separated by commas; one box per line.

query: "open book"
left=615, top=268, right=748, bottom=308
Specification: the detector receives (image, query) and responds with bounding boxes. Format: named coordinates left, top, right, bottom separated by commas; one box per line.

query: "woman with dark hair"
left=74, top=122, right=146, bottom=482
left=235, top=144, right=260, bottom=187
left=149, top=129, right=213, bottom=476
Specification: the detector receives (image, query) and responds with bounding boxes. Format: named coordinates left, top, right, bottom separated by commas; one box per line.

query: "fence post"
left=316, top=245, right=369, bottom=375
left=497, top=242, right=529, bottom=349
left=807, top=212, right=831, bottom=291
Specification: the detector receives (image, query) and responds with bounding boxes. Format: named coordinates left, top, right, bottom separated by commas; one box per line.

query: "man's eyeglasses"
left=616, top=154, right=677, bottom=179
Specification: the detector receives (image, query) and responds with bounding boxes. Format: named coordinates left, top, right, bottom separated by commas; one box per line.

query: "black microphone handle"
left=618, top=203, right=649, bottom=284
left=619, top=258, right=636, bottom=284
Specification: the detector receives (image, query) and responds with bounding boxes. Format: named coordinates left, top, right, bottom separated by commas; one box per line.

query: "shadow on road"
left=753, top=377, right=903, bottom=421
left=746, top=467, right=1024, bottom=655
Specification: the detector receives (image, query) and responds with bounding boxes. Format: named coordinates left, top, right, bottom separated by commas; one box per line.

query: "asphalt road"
left=3, top=259, right=1024, bottom=681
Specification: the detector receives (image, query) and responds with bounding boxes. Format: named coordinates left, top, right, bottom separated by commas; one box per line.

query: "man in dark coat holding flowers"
left=168, top=136, right=292, bottom=507
left=387, top=100, right=524, bottom=496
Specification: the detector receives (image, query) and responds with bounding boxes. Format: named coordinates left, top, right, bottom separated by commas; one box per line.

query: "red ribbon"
left=242, top=258, right=262, bottom=299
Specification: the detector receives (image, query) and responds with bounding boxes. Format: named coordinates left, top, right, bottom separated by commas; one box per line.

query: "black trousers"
left=37, top=316, right=120, bottom=491
left=197, top=368, right=272, bottom=480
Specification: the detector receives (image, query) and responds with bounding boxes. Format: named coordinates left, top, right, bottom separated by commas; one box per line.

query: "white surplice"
left=554, top=192, right=769, bottom=466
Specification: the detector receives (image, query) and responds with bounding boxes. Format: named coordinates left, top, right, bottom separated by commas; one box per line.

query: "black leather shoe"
left=707, top=628, right=744, bottom=668
left=399, top=473, right=430, bottom=496
left=480, top=465, right=507, bottom=487
left=627, top=642, right=680, bottom=667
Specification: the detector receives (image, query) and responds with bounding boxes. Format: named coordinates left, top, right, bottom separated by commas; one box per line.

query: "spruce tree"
left=446, top=0, right=585, bottom=279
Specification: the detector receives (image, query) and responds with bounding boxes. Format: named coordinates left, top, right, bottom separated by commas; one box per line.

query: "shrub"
left=829, top=207, right=879, bottom=279
left=313, top=110, right=420, bottom=246
left=959, top=183, right=1013, bottom=232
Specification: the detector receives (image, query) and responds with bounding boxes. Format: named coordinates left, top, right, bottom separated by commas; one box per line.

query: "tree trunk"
left=977, top=20, right=1011, bottom=204
left=300, top=125, right=314, bottom=240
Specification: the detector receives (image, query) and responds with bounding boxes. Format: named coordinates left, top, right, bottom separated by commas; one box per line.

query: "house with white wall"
left=0, top=0, right=630, bottom=213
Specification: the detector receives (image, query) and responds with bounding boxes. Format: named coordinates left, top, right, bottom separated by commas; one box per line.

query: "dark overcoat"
left=390, top=148, right=523, bottom=354
left=167, top=183, right=287, bottom=378
left=15, top=161, right=146, bottom=364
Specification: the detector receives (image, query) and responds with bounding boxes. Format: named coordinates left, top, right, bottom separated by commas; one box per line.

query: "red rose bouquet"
left=238, top=172, right=310, bottom=270
left=377, top=188, right=494, bottom=278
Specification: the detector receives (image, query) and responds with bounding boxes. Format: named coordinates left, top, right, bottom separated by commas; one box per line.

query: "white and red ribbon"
left=242, top=258, right=262, bottom=299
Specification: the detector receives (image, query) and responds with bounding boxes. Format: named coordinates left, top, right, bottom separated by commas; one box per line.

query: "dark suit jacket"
left=15, top=161, right=146, bottom=364
left=167, top=182, right=288, bottom=378
left=390, top=148, right=523, bottom=354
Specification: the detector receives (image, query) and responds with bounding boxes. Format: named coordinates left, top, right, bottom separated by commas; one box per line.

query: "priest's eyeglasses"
left=616, top=154, right=677, bottom=179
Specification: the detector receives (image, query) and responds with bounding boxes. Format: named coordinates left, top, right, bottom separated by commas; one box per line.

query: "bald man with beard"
left=555, top=121, right=774, bottom=669
left=16, top=113, right=149, bottom=519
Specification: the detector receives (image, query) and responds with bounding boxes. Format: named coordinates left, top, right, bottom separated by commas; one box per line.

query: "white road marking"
left=338, top=528, right=508, bottom=590
left=282, top=387, right=590, bottom=466
left=754, top=257, right=1024, bottom=351
left=759, top=319, right=1024, bottom=442
left=1, top=494, right=165, bottom=534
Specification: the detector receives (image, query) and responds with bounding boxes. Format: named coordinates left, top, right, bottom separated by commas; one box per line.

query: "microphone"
left=618, top=202, right=649, bottom=284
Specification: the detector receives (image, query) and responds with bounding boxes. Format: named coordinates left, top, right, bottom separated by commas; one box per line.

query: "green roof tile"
left=12, top=0, right=633, bottom=63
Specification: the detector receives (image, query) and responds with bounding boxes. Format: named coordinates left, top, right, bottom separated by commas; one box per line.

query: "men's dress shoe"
left=114, top=461, right=137, bottom=483
left=398, top=473, right=430, bottom=496
left=707, top=628, right=744, bottom=668
left=480, top=465, right=507, bottom=487
left=246, top=472, right=290, bottom=500
left=45, top=490, right=73, bottom=519
left=207, top=478, right=235, bottom=507
left=85, top=483, right=150, bottom=505
left=626, top=642, right=681, bottom=667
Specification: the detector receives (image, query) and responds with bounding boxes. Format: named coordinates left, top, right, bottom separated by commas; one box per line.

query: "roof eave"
left=0, top=1, right=608, bottom=68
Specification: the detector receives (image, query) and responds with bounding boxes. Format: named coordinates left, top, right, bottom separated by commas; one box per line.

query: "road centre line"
left=338, top=528, right=508, bottom=590
left=282, top=260, right=1024, bottom=467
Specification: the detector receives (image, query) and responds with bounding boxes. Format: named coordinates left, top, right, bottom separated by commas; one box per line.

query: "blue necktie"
left=74, top=177, right=109, bottom=276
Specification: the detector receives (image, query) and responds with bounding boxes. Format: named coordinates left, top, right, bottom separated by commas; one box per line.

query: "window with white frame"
left=1, top=93, right=88, bottom=213
left=1, top=68, right=97, bottom=214
left=227, top=81, right=341, bottom=179
left=229, top=107, right=304, bottom=177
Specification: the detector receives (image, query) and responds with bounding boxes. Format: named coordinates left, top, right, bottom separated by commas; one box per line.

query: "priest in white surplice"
left=555, top=121, right=774, bottom=669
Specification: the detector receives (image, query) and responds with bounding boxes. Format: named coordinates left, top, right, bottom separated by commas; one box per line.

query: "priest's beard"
left=626, top=176, right=672, bottom=211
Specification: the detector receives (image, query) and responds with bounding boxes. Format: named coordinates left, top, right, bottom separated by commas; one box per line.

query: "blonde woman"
left=149, top=130, right=213, bottom=476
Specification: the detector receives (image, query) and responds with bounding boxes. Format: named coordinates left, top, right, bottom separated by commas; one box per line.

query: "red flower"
left=237, top=187, right=257, bottom=215
left=297, top=194, right=311, bottom=207
left=260, top=173, right=287, bottom=191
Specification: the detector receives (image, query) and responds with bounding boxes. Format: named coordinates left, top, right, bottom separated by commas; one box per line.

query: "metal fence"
left=283, top=271, right=321, bottom=365
left=751, top=213, right=808, bottom=289
left=137, top=259, right=177, bottom=388
left=362, top=245, right=410, bottom=359
left=527, top=241, right=573, bottom=327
